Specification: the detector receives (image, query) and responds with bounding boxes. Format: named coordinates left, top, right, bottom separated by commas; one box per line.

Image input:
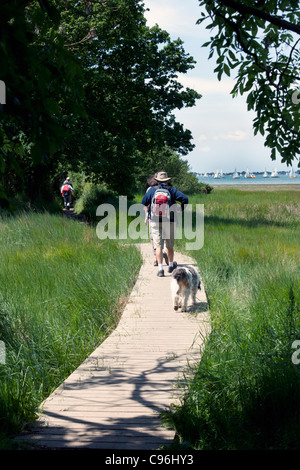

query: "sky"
left=143, top=0, right=294, bottom=174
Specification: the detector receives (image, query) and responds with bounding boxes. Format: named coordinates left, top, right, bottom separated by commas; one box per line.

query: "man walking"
left=142, top=171, right=188, bottom=277
left=61, top=177, right=74, bottom=209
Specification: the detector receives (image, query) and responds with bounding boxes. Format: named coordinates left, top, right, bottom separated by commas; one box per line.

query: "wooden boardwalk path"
left=22, top=243, right=210, bottom=450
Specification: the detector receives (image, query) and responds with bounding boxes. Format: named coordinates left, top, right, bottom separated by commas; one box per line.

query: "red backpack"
left=62, top=184, right=70, bottom=196
left=151, top=185, right=171, bottom=220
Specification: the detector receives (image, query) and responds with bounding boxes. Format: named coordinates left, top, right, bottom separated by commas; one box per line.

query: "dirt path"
left=62, top=207, right=86, bottom=221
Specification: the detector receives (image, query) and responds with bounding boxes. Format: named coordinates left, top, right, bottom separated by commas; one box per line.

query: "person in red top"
left=61, top=177, right=74, bottom=209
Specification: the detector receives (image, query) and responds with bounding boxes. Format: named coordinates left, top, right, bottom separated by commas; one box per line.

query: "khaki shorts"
left=150, top=220, right=175, bottom=251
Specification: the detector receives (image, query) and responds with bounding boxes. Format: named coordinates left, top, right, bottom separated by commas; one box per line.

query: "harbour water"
left=197, top=172, right=300, bottom=187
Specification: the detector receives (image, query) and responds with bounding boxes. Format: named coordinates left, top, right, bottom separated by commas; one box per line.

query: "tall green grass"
left=1, top=189, right=299, bottom=449
left=0, top=212, right=141, bottom=442
left=166, top=189, right=300, bottom=449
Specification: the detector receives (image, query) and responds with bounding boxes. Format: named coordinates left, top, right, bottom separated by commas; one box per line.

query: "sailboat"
left=271, top=168, right=279, bottom=178
left=214, top=169, right=220, bottom=179
left=289, top=167, right=297, bottom=178
left=203, top=172, right=208, bottom=178
left=244, top=169, right=251, bottom=178
left=232, top=168, right=240, bottom=179
left=263, top=169, right=269, bottom=178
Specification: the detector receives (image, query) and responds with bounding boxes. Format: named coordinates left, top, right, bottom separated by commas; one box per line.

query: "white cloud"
left=211, top=130, right=249, bottom=142
left=143, top=0, right=292, bottom=172
left=145, top=5, right=186, bottom=32
left=220, top=130, right=249, bottom=141
left=177, top=75, right=234, bottom=95
left=198, top=146, right=211, bottom=152
left=144, top=0, right=202, bottom=38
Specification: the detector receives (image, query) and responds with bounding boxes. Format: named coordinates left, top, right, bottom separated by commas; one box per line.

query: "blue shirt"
left=141, top=183, right=188, bottom=221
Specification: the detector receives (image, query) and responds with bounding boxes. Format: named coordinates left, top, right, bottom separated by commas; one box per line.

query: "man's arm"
left=172, top=187, right=188, bottom=208
left=141, top=188, right=154, bottom=206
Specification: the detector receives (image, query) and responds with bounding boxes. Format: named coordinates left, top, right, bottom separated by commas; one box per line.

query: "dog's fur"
left=171, top=266, right=201, bottom=312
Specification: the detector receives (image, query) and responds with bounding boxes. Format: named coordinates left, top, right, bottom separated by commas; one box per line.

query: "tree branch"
left=212, top=6, right=299, bottom=84
left=212, top=7, right=271, bottom=77
left=64, top=27, right=96, bottom=48
left=278, top=38, right=300, bottom=88
left=218, top=0, right=300, bottom=35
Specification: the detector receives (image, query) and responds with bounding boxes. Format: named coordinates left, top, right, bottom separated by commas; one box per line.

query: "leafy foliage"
left=60, top=0, right=201, bottom=194
left=197, top=0, right=300, bottom=167
left=0, top=0, right=201, bottom=206
left=0, top=0, right=85, bottom=207
left=133, top=147, right=212, bottom=194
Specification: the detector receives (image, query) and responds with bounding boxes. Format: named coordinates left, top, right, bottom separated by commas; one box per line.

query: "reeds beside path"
left=19, top=243, right=210, bottom=450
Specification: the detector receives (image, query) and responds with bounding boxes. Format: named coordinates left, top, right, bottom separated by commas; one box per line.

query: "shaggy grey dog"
left=171, top=266, right=201, bottom=312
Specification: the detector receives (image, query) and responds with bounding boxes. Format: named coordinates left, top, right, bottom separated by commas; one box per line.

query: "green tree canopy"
left=0, top=0, right=85, bottom=206
left=59, top=0, right=201, bottom=194
left=0, top=0, right=201, bottom=205
left=197, top=0, right=300, bottom=167
left=134, top=146, right=211, bottom=194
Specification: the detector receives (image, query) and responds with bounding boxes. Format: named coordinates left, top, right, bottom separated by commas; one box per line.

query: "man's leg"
left=166, top=223, right=177, bottom=273
left=156, top=237, right=164, bottom=275
left=149, top=223, right=158, bottom=265
left=166, top=247, right=174, bottom=264
left=151, top=221, right=164, bottom=276
left=156, top=245, right=163, bottom=264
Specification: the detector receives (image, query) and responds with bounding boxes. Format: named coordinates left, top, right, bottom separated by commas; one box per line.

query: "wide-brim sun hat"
left=155, top=171, right=171, bottom=182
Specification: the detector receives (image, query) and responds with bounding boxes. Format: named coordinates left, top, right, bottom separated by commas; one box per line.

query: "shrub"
left=74, top=182, right=119, bottom=222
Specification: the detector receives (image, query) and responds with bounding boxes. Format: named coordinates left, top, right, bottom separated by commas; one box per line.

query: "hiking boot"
left=163, top=251, right=169, bottom=265
left=157, top=270, right=164, bottom=277
left=168, top=261, right=177, bottom=273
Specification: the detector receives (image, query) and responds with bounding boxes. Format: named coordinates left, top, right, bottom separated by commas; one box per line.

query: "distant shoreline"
left=214, top=184, right=300, bottom=191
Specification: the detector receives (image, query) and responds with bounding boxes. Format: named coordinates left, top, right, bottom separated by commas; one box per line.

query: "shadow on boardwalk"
left=21, top=358, right=183, bottom=449
left=18, top=244, right=210, bottom=450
